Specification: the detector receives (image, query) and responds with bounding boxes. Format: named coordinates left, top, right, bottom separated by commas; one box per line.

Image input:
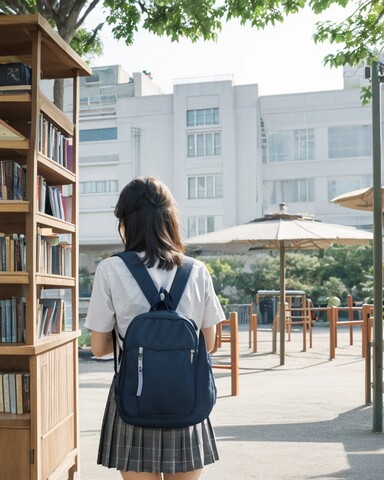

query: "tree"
left=3, top=0, right=381, bottom=108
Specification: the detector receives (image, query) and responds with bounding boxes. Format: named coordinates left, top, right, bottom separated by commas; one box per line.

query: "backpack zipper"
left=136, top=347, right=144, bottom=396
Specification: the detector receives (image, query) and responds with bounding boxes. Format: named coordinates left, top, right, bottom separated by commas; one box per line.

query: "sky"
left=86, top=4, right=355, bottom=96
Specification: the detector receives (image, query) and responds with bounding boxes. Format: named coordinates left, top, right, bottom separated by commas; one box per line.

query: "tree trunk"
left=53, top=78, right=65, bottom=111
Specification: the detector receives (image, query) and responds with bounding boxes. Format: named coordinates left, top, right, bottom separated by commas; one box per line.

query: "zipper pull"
left=136, top=347, right=143, bottom=396
left=190, top=349, right=195, bottom=364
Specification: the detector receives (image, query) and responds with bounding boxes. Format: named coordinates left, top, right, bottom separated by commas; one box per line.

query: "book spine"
left=8, top=373, right=16, bottom=414
left=0, top=299, right=5, bottom=342
left=16, top=373, right=23, bottom=414
left=22, top=372, right=30, bottom=413
left=3, top=373, right=10, bottom=413
left=11, top=296, right=17, bottom=343
left=0, top=235, right=5, bottom=271
left=0, top=372, right=3, bottom=413
left=4, top=299, right=11, bottom=342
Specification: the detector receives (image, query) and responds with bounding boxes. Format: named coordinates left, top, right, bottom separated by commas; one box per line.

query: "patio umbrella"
left=187, top=208, right=373, bottom=365
left=331, top=186, right=384, bottom=211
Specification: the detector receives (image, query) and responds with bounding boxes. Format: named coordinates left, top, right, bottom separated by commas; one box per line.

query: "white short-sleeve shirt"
left=84, top=254, right=225, bottom=338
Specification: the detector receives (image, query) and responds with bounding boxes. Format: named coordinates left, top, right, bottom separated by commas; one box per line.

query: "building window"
left=79, top=127, right=117, bottom=142
left=187, top=175, right=223, bottom=199
left=80, top=154, right=119, bottom=164
left=327, top=175, right=372, bottom=201
left=187, top=133, right=221, bottom=157
left=85, top=72, right=100, bottom=84
left=79, top=180, right=118, bottom=194
left=267, top=132, right=290, bottom=163
left=267, top=129, right=315, bottom=163
left=294, top=129, right=315, bottom=161
left=188, top=216, right=215, bottom=237
left=187, top=108, right=219, bottom=127
left=328, top=125, right=371, bottom=158
left=266, top=178, right=315, bottom=204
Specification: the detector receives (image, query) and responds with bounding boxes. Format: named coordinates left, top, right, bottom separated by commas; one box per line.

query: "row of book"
left=0, top=233, right=26, bottom=272
left=37, top=297, right=65, bottom=339
left=0, top=297, right=26, bottom=343
left=0, top=371, right=30, bottom=414
left=37, top=232, right=72, bottom=276
left=0, top=159, right=26, bottom=200
left=38, top=113, right=73, bottom=170
left=37, top=175, right=72, bottom=222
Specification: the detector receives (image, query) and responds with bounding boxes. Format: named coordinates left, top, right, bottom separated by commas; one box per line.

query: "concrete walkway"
left=78, top=325, right=384, bottom=479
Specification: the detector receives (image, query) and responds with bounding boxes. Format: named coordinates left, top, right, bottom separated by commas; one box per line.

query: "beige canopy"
left=187, top=211, right=373, bottom=365
left=332, top=186, right=384, bottom=212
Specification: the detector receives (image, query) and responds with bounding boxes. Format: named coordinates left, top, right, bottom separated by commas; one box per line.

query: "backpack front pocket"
left=136, top=347, right=197, bottom=416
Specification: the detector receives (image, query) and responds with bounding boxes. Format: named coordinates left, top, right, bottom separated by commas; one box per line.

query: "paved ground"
left=78, top=324, right=384, bottom=479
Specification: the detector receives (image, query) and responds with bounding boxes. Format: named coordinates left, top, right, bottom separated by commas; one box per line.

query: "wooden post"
left=248, top=304, right=252, bottom=349
left=230, top=312, right=239, bottom=396
left=334, top=306, right=339, bottom=349
left=347, top=294, right=354, bottom=345
left=251, top=313, right=258, bottom=353
left=307, top=299, right=313, bottom=349
left=330, top=307, right=336, bottom=360
left=211, top=312, right=239, bottom=396
left=363, top=305, right=373, bottom=405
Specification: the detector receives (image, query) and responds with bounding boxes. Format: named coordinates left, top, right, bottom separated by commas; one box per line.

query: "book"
left=43, top=298, right=63, bottom=334
left=0, top=299, right=5, bottom=342
left=39, top=298, right=57, bottom=337
left=0, top=372, right=3, bottom=413
left=0, top=119, right=25, bottom=141
left=15, top=372, right=23, bottom=414
left=10, top=296, right=17, bottom=343
left=4, top=299, right=11, bottom=342
left=0, top=233, right=25, bottom=272
left=3, top=373, right=10, bottom=413
left=8, top=373, right=16, bottom=414
left=22, top=372, right=30, bottom=413
left=36, top=303, right=48, bottom=339
left=0, top=159, right=25, bottom=200
left=18, top=296, right=26, bottom=343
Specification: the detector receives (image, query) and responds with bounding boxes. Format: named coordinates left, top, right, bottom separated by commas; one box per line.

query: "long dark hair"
left=114, top=177, right=185, bottom=270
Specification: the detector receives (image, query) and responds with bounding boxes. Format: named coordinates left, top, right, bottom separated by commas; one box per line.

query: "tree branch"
left=83, top=22, right=104, bottom=49
left=75, top=0, right=102, bottom=30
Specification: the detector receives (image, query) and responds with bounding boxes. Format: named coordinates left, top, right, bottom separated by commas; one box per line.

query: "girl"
left=85, top=176, right=224, bottom=480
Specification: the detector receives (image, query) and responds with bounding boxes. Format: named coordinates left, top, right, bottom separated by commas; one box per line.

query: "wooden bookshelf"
left=0, top=14, right=91, bottom=480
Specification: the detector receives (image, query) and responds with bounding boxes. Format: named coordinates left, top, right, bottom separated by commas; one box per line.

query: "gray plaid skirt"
left=97, top=380, right=219, bottom=474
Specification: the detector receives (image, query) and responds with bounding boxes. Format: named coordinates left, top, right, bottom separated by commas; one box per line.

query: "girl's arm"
left=201, top=325, right=216, bottom=352
left=90, top=330, right=114, bottom=357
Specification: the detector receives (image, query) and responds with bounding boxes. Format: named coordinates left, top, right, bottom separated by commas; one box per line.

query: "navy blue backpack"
left=112, top=252, right=217, bottom=428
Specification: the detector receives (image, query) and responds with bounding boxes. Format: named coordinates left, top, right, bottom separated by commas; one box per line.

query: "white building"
left=67, top=65, right=376, bottom=278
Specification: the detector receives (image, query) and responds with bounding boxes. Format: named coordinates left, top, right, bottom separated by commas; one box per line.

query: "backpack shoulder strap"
left=169, top=256, right=194, bottom=309
left=113, top=252, right=158, bottom=306
left=114, top=252, right=194, bottom=310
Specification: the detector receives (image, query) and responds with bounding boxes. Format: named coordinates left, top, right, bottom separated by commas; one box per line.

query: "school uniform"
left=85, top=254, right=224, bottom=474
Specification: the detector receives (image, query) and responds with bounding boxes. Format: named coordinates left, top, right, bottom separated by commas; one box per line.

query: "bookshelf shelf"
left=0, top=272, right=29, bottom=284
left=0, top=14, right=91, bottom=480
left=0, top=92, right=31, bottom=103
left=0, top=331, right=80, bottom=356
left=0, top=201, right=29, bottom=213
left=0, top=85, right=32, bottom=93
left=35, top=273, right=75, bottom=287
left=36, top=211, right=75, bottom=232
left=0, top=139, right=29, bottom=150
left=0, top=413, right=31, bottom=427
left=37, top=153, right=75, bottom=185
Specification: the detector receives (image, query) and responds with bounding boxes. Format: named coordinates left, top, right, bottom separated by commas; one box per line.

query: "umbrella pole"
left=280, top=242, right=286, bottom=365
